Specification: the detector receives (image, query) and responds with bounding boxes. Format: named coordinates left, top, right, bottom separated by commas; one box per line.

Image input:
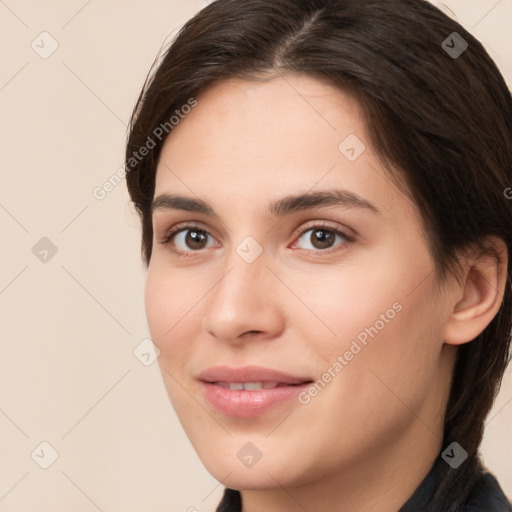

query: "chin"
left=205, top=462, right=294, bottom=491
left=195, top=439, right=317, bottom=491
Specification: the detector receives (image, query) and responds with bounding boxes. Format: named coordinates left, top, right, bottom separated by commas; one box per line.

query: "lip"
left=198, top=365, right=313, bottom=418
left=198, top=365, right=312, bottom=385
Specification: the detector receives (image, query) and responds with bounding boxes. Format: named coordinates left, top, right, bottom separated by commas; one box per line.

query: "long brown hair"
left=125, top=0, right=512, bottom=503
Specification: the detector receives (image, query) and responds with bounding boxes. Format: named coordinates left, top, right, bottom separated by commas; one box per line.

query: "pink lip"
left=198, top=365, right=313, bottom=418
left=198, top=365, right=312, bottom=384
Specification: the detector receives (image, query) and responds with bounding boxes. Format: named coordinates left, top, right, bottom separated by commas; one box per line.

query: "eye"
left=292, top=223, right=354, bottom=253
left=158, top=222, right=218, bottom=257
left=158, top=221, right=354, bottom=258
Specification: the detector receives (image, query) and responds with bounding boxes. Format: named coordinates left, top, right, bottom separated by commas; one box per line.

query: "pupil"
left=187, top=230, right=207, bottom=249
left=313, top=229, right=333, bottom=249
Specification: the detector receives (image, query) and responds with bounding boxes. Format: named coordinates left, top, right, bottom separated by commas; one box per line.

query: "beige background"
left=0, top=1, right=511, bottom=510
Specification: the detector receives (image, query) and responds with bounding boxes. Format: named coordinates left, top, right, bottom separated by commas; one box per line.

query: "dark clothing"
left=215, top=453, right=512, bottom=511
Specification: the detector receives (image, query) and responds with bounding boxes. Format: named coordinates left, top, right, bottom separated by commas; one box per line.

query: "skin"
left=145, top=73, right=507, bottom=512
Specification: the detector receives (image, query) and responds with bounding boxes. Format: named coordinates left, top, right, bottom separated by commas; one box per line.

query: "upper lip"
left=198, top=365, right=313, bottom=384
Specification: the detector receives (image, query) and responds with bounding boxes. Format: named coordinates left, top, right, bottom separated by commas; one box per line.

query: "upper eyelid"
left=161, top=219, right=348, bottom=235
left=160, top=221, right=218, bottom=241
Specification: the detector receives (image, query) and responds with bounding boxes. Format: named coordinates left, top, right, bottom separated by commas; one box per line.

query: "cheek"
left=295, top=247, right=443, bottom=404
left=144, top=264, right=198, bottom=364
left=317, top=283, right=443, bottom=437
left=144, top=265, right=205, bottom=417
left=282, top=255, right=414, bottom=358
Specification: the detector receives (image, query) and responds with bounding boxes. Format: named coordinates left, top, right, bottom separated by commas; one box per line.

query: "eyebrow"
left=151, top=189, right=380, bottom=217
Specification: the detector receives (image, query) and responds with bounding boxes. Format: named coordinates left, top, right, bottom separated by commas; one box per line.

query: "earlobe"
left=443, top=237, right=508, bottom=346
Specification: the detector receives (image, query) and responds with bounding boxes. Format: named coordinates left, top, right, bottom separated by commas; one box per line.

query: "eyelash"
left=158, top=221, right=355, bottom=259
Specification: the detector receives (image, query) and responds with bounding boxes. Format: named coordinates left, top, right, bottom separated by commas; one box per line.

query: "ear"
left=443, top=236, right=508, bottom=346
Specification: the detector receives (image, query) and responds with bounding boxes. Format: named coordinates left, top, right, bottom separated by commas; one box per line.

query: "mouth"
left=198, top=365, right=314, bottom=417
left=212, top=381, right=308, bottom=390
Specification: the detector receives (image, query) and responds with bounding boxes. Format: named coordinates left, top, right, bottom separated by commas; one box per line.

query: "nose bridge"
left=202, top=239, right=281, bottom=342
left=215, top=232, right=269, bottom=298
left=211, top=241, right=268, bottom=314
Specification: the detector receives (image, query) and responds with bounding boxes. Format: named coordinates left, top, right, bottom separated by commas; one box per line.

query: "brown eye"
left=295, top=225, right=352, bottom=253
left=183, top=229, right=209, bottom=250
left=159, top=224, right=218, bottom=255
left=309, top=229, right=336, bottom=249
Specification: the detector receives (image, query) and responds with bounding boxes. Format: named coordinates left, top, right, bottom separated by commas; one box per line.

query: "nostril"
left=242, top=330, right=263, bottom=337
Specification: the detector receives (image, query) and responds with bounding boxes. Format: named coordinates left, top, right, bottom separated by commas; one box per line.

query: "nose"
left=201, top=248, right=285, bottom=345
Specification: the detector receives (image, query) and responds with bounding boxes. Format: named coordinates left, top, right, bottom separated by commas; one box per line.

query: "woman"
left=125, top=0, right=512, bottom=510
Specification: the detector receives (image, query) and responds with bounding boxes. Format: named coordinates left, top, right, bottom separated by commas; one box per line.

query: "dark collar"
left=215, top=454, right=512, bottom=511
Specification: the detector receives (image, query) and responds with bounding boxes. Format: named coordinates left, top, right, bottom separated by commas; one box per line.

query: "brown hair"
left=125, top=0, right=512, bottom=502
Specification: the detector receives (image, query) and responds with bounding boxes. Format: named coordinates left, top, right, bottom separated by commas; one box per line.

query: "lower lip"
left=201, top=382, right=311, bottom=417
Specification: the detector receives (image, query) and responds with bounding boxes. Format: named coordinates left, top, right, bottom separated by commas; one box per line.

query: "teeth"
left=241, top=382, right=262, bottom=390
left=214, top=382, right=280, bottom=390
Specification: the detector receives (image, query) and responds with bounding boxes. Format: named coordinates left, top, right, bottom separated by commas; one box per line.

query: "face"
left=145, top=74, right=456, bottom=490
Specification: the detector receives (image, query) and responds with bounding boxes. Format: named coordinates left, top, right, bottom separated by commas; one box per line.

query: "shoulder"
left=463, top=471, right=512, bottom=512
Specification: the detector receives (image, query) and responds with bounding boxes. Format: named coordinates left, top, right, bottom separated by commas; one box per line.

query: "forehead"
left=154, top=74, right=406, bottom=219
left=159, top=74, right=364, bottom=159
